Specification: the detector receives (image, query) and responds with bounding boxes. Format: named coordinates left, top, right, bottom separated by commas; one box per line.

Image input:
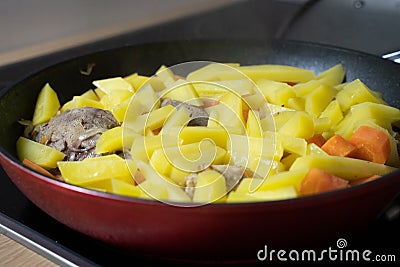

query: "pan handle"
left=382, top=51, right=400, bottom=64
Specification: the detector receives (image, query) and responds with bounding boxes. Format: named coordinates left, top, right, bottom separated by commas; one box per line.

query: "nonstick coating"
left=0, top=40, right=399, bottom=263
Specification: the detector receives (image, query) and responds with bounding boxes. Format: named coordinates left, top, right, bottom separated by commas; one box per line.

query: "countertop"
left=0, top=234, right=57, bottom=267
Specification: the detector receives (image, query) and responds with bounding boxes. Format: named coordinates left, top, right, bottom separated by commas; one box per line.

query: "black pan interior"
left=1, top=40, right=400, bottom=159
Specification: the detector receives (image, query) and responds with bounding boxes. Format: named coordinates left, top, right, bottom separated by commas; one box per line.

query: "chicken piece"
left=211, top=165, right=256, bottom=192
left=161, top=98, right=209, bottom=126
left=184, top=164, right=255, bottom=198
left=211, top=165, right=245, bottom=192
left=31, top=107, right=119, bottom=161
left=185, top=173, right=198, bottom=199
left=393, top=130, right=400, bottom=155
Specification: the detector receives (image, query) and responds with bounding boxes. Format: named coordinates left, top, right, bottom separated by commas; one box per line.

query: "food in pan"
left=16, top=62, right=400, bottom=204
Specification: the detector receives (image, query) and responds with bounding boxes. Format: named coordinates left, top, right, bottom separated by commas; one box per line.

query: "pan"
left=0, top=40, right=399, bottom=263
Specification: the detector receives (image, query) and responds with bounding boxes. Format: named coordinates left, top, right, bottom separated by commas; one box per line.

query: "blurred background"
left=1, top=0, right=399, bottom=67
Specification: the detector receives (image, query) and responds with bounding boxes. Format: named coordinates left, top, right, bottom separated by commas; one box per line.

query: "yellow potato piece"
left=80, top=89, right=99, bottom=101
left=137, top=161, right=191, bottom=203
left=235, top=65, right=315, bottom=83
left=32, top=83, right=60, bottom=125
left=257, top=169, right=308, bottom=191
left=192, top=170, right=227, bottom=203
left=60, top=96, right=104, bottom=112
left=293, top=80, right=321, bottom=97
left=269, top=110, right=296, bottom=131
left=95, top=126, right=138, bottom=154
left=290, top=155, right=396, bottom=180
left=112, top=97, right=131, bottom=122
left=277, top=133, right=307, bottom=156
left=193, top=79, right=253, bottom=97
left=162, top=140, right=228, bottom=173
left=150, top=149, right=171, bottom=176
left=336, top=79, right=385, bottom=112
left=155, top=65, right=176, bottom=85
left=227, top=185, right=297, bottom=202
left=205, top=92, right=245, bottom=130
left=278, top=111, right=314, bottom=139
left=335, top=102, right=400, bottom=139
left=186, top=62, right=241, bottom=81
left=306, top=143, right=328, bottom=156
left=281, top=153, right=300, bottom=170
left=246, top=110, right=263, bottom=138
left=96, top=126, right=123, bottom=154
left=161, top=80, right=202, bottom=106
left=93, top=77, right=133, bottom=94
left=124, top=73, right=150, bottom=91
left=127, top=104, right=174, bottom=133
left=58, top=155, right=132, bottom=185
left=257, top=79, right=295, bottom=106
left=161, top=107, right=191, bottom=131
left=16, top=137, right=65, bottom=169
left=313, top=117, right=331, bottom=134
left=248, top=157, right=284, bottom=179
left=179, top=126, right=229, bottom=149
left=78, top=177, right=141, bottom=197
left=228, top=132, right=283, bottom=167
left=303, top=84, right=337, bottom=117
left=316, top=64, right=345, bottom=86
left=319, top=99, right=343, bottom=126
left=286, top=97, right=305, bottom=111
left=137, top=180, right=169, bottom=201
left=100, top=89, right=133, bottom=110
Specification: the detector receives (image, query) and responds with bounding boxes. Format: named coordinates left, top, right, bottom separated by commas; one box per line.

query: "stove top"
left=0, top=1, right=399, bottom=266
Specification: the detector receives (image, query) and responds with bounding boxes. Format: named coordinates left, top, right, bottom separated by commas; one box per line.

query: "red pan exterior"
left=0, top=40, right=400, bottom=263
left=1, top=153, right=399, bottom=262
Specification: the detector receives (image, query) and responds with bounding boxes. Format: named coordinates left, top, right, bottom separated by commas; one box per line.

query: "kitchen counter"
left=0, top=234, right=57, bottom=267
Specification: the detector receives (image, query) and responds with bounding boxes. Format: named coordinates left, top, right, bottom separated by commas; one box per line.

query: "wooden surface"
left=0, top=234, right=58, bottom=267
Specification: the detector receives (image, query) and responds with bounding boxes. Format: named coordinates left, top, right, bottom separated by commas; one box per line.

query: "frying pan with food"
left=0, top=40, right=399, bottom=263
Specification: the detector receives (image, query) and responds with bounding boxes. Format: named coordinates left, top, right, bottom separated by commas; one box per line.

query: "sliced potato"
left=16, top=137, right=65, bottom=169
left=32, top=83, right=60, bottom=125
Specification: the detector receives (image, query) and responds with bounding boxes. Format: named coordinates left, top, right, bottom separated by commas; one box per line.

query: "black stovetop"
left=0, top=1, right=399, bottom=266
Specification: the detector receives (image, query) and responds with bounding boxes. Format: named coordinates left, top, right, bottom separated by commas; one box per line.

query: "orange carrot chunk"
left=242, top=108, right=249, bottom=123
left=349, top=174, right=381, bottom=186
left=348, top=125, right=390, bottom=164
left=299, top=168, right=349, bottom=196
left=321, top=134, right=356, bottom=157
left=134, top=170, right=146, bottom=185
left=306, top=134, right=326, bottom=147
left=22, top=158, right=55, bottom=178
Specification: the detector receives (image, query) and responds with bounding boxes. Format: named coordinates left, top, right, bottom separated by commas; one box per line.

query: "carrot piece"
left=307, top=134, right=326, bottom=147
left=321, top=134, right=356, bottom=157
left=299, top=168, right=349, bottom=196
left=242, top=108, right=249, bottom=123
left=53, top=174, right=64, bottom=181
left=22, top=158, right=55, bottom=178
left=348, top=126, right=391, bottom=164
left=152, top=128, right=161, bottom=135
left=202, top=98, right=219, bottom=108
left=350, top=174, right=381, bottom=186
left=134, top=170, right=146, bottom=185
